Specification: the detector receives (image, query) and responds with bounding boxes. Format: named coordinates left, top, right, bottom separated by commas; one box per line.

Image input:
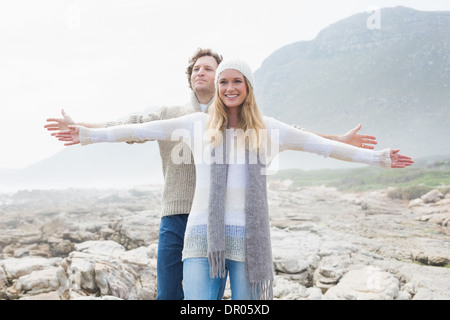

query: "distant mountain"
left=1, top=105, right=165, bottom=192
left=2, top=6, right=449, bottom=191
left=1, top=142, right=164, bottom=192
left=254, top=6, right=450, bottom=165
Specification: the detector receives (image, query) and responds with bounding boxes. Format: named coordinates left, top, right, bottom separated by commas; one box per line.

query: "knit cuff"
left=378, top=148, right=392, bottom=169
left=79, top=126, right=112, bottom=146
left=79, top=126, right=93, bottom=146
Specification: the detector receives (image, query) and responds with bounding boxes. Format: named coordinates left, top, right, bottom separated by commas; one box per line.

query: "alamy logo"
left=367, top=6, right=381, bottom=30
left=66, top=5, right=81, bottom=31
left=168, top=121, right=280, bottom=175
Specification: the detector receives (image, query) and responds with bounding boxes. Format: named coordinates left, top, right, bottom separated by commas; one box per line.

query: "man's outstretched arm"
left=296, top=123, right=377, bottom=149
left=44, top=109, right=106, bottom=137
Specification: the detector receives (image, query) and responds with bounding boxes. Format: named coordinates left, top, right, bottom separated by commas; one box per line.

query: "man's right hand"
left=44, top=109, right=75, bottom=137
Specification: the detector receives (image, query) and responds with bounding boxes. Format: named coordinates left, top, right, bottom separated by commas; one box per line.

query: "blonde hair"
left=206, top=77, right=266, bottom=150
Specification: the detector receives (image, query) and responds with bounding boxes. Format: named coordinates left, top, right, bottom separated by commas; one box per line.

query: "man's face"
left=190, top=55, right=218, bottom=95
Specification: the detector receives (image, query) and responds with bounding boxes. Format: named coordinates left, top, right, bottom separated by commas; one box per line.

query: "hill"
left=254, top=6, right=450, bottom=167
left=1, top=142, right=164, bottom=192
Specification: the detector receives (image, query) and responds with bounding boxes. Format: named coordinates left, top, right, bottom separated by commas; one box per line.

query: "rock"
left=409, top=198, right=424, bottom=208
left=271, top=227, right=321, bottom=287
left=12, top=267, right=60, bottom=296
left=397, top=262, right=450, bottom=300
left=359, top=191, right=405, bottom=215
left=112, top=211, right=160, bottom=250
left=58, top=240, right=157, bottom=300
left=1, top=185, right=449, bottom=300
left=0, top=257, right=63, bottom=299
left=421, top=189, right=444, bottom=203
left=48, top=237, right=74, bottom=256
left=19, top=291, right=60, bottom=300
left=74, top=240, right=126, bottom=256
left=268, top=180, right=293, bottom=191
left=314, top=256, right=348, bottom=292
left=413, top=288, right=449, bottom=300
left=421, top=213, right=450, bottom=227
left=273, top=276, right=309, bottom=300
left=0, top=257, right=62, bottom=280
left=323, top=267, right=399, bottom=300
left=0, top=267, right=8, bottom=300
left=273, top=275, right=324, bottom=300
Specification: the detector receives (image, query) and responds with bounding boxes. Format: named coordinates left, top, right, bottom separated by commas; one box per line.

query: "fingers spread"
left=391, top=155, right=414, bottom=168
left=363, top=135, right=377, bottom=141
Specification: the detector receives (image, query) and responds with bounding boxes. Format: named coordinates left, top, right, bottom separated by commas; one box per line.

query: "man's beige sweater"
left=106, top=92, right=212, bottom=217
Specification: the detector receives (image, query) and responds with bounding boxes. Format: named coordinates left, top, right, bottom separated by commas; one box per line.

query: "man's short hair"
left=186, top=48, right=223, bottom=90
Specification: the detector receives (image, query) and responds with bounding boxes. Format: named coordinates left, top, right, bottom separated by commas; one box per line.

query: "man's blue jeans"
left=156, top=214, right=188, bottom=300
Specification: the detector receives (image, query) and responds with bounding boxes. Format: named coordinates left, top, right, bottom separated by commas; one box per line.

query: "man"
left=45, top=48, right=377, bottom=300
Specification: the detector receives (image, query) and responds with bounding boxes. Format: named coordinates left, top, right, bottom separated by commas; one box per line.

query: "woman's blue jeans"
left=183, top=257, right=251, bottom=300
left=156, top=214, right=188, bottom=300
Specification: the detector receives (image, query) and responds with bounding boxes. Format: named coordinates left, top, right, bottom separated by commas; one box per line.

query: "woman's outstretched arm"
left=267, top=117, right=413, bottom=169
left=56, top=112, right=204, bottom=147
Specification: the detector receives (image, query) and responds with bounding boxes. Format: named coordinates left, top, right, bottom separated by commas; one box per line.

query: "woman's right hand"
left=56, top=125, right=81, bottom=146
left=44, top=109, right=75, bottom=137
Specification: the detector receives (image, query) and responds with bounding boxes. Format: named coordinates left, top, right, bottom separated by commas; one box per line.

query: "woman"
left=57, top=59, right=414, bottom=300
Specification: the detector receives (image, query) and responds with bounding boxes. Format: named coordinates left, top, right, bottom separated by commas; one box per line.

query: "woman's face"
left=218, top=69, right=247, bottom=109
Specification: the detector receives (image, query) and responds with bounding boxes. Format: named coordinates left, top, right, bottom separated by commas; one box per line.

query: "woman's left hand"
left=390, top=149, right=414, bottom=168
left=55, top=125, right=81, bottom=146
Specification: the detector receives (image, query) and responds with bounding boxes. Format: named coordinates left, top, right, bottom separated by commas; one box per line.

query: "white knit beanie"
left=215, top=58, right=255, bottom=88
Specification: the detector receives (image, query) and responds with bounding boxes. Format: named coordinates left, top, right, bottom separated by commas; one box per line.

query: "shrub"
left=388, top=185, right=432, bottom=200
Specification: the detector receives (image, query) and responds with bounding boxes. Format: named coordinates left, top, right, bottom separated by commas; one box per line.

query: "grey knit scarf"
left=208, top=132, right=274, bottom=300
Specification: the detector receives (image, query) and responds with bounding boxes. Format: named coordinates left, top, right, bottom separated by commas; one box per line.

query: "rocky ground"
left=0, top=182, right=449, bottom=300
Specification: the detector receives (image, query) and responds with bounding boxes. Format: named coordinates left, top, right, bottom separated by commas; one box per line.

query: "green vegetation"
left=269, top=160, right=450, bottom=199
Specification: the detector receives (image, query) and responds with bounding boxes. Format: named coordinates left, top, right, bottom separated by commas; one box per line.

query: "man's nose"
left=198, top=68, right=205, bottom=76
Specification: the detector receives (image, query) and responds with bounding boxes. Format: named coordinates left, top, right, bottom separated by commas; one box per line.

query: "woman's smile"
left=218, top=69, right=247, bottom=109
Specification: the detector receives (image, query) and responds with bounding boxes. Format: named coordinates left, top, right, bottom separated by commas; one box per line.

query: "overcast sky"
left=1, top=0, right=449, bottom=169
